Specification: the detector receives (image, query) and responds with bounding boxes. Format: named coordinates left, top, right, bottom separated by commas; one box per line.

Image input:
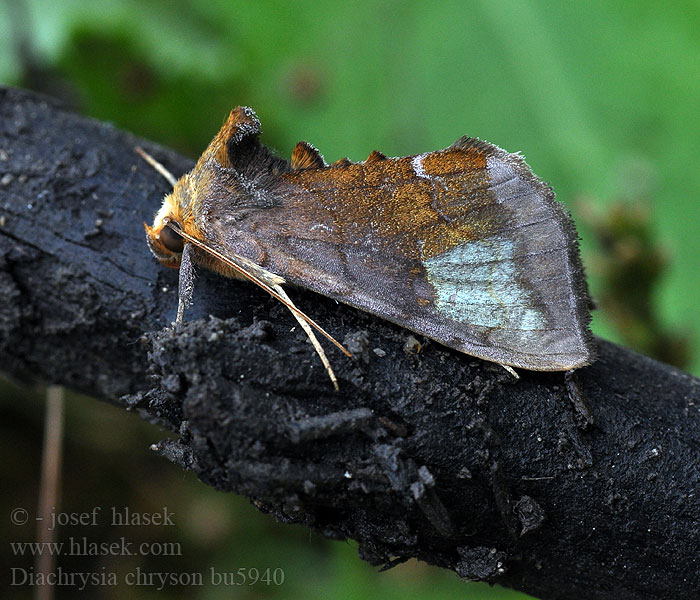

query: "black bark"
left=1, top=86, right=698, bottom=600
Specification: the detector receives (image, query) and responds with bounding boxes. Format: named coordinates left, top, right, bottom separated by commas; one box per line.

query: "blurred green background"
left=1, top=1, right=699, bottom=598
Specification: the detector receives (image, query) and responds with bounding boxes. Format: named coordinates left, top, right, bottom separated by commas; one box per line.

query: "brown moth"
left=144, top=107, right=594, bottom=387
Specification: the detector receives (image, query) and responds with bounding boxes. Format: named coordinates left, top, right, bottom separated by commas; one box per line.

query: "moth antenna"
left=272, top=283, right=340, bottom=391
left=135, top=146, right=179, bottom=187
left=167, top=222, right=351, bottom=358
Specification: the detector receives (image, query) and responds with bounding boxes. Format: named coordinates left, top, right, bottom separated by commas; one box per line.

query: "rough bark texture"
left=1, top=86, right=698, bottom=600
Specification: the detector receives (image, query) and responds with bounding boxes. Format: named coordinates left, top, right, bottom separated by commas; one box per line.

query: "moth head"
left=144, top=191, right=185, bottom=268
left=143, top=106, right=273, bottom=270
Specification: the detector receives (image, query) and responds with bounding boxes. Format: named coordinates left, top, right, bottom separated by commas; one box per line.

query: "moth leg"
left=176, top=242, right=196, bottom=324
left=500, top=364, right=519, bottom=379
left=271, top=283, right=340, bottom=391
left=565, top=369, right=594, bottom=426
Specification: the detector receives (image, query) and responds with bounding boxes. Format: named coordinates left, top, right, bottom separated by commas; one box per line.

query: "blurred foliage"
left=2, top=0, right=700, bottom=598
left=578, top=195, right=692, bottom=369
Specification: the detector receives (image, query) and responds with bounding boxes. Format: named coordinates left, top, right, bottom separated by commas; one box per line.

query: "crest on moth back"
left=145, top=107, right=595, bottom=372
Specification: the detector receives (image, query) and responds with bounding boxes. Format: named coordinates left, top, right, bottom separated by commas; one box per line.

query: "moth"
left=144, top=107, right=594, bottom=388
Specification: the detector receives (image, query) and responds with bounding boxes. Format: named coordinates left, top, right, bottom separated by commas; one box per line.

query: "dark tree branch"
left=1, top=87, right=698, bottom=600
